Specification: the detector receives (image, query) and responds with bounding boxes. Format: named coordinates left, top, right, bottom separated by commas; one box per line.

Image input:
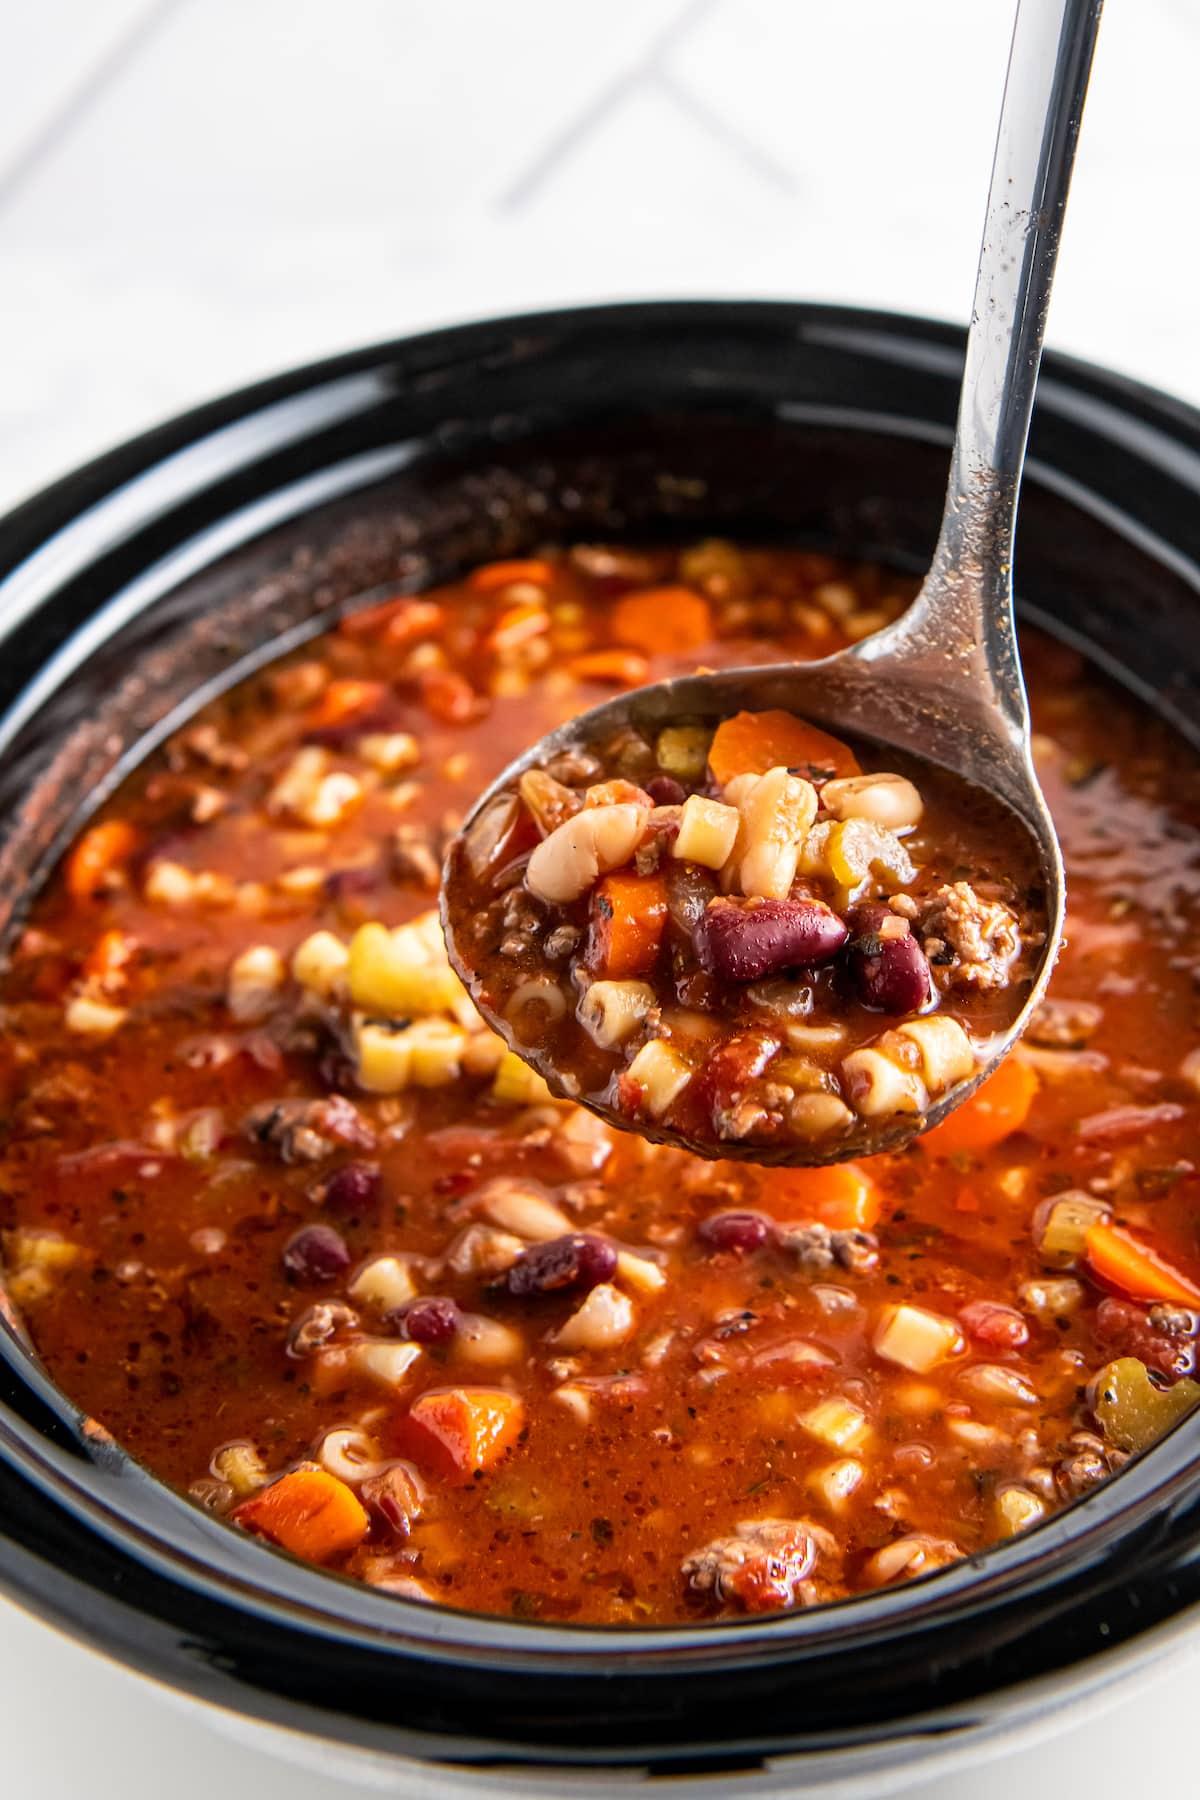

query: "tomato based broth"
left=446, top=711, right=1043, bottom=1157
left=2, top=541, right=1200, bottom=1625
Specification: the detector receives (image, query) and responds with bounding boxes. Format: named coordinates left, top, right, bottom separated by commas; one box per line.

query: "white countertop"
left=0, top=1, right=1197, bottom=1792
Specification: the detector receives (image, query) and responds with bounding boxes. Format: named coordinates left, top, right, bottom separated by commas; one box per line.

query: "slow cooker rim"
left=1, top=299, right=1199, bottom=1766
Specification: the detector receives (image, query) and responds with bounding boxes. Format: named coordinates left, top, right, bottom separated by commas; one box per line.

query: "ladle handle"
left=863, top=0, right=1103, bottom=727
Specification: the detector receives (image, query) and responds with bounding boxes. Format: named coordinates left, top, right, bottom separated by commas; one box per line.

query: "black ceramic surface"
left=0, top=303, right=1198, bottom=1783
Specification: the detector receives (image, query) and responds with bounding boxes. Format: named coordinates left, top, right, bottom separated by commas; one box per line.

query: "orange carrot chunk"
left=1085, top=1222, right=1200, bottom=1307
left=232, top=1465, right=368, bottom=1563
left=337, top=595, right=442, bottom=645
left=307, top=679, right=388, bottom=729
left=610, top=586, right=714, bottom=656
left=760, top=1163, right=883, bottom=1231
left=396, top=1387, right=525, bottom=1482
left=81, top=928, right=137, bottom=987
left=708, top=710, right=861, bottom=786
left=920, top=1057, right=1038, bottom=1156
left=65, top=821, right=142, bottom=903
left=586, top=871, right=669, bottom=979
left=468, top=559, right=557, bottom=593
left=568, top=649, right=650, bottom=688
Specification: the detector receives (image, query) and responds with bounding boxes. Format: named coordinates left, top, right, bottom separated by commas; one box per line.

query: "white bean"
left=526, top=803, right=647, bottom=903
left=821, top=772, right=923, bottom=830
left=553, top=1283, right=635, bottom=1351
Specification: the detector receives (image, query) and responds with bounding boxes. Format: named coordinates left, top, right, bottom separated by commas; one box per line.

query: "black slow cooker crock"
left=0, top=302, right=1198, bottom=1792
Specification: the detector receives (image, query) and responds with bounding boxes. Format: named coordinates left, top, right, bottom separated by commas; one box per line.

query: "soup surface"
left=2, top=541, right=1200, bottom=1625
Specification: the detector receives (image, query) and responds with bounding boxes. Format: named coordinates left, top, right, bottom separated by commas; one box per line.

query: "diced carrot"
left=232, top=1465, right=368, bottom=1563
left=921, top=1057, right=1038, bottom=1156
left=396, top=1387, right=525, bottom=1482
left=420, top=669, right=484, bottom=724
left=610, top=586, right=714, bottom=656
left=954, top=1187, right=981, bottom=1214
left=65, top=821, right=142, bottom=902
left=486, top=602, right=550, bottom=654
left=1085, top=1222, right=1200, bottom=1307
left=708, top=710, right=861, bottom=786
left=307, top=679, right=388, bottom=730
left=568, top=650, right=650, bottom=687
left=758, top=1163, right=883, bottom=1231
left=469, top=559, right=557, bottom=593
left=81, top=929, right=137, bottom=988
left=586, top=871, right=669, bottom=978
left=337, top=595, right=443, bottom=646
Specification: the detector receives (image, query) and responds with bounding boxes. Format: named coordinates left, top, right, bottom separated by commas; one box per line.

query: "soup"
left=2, top=541, right=1198, bottom=1624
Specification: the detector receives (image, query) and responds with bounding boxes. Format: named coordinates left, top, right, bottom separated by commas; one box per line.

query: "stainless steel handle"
left=856, top=0, right=1103, bottom=733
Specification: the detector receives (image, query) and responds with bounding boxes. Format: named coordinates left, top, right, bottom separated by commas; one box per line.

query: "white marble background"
left=1, top=1, right=1198, bottom=1793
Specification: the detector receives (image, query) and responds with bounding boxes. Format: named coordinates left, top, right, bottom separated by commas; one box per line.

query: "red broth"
left=1, top=541, right=1198, bottom=1624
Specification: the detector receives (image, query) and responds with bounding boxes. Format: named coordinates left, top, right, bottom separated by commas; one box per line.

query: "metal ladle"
left=443, top=0, right=1102, bottom=1163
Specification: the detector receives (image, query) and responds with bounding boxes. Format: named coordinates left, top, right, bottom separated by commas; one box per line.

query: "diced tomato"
left=585, top=872, right=668, bottom=978
left=396, top=1387, right=525, bottom=1482
left=420, top=669, right=484, bottom=724
left=232, top=1466, right=368, bottom=1563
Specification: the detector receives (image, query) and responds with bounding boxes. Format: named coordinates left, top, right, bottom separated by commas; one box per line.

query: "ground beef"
left=243, top=1095, right=376, bottom=1164
left=778, top=1222, right=879, bottom=1274
left=919, top=880, right=1021, bottom=991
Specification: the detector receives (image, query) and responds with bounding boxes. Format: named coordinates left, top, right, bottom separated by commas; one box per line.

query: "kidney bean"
left=960, top=1299, right=1029, bottom=1350
left=505, top=1233, right=617, bottom=1298
left=846, top=909, right=933, bottom=1014
left=396, top=1296, right=459, bottom=1344
left=281, top=1223, right=352, bottom=1283
left=323, top=1160, right=382, bottom=1214
left=646, top=775, right=688, bottom=806
left=699, top=1210, right=773, bottom=1253
left=1095, top=1296, right=1196, bottom=1381
left=693, top=897, right=848, bottom=983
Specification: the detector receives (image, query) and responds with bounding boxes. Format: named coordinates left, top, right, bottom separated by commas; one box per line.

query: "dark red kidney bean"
left=693, top=897, right=848, bottom=982
left=1095, top=1297, right=1196, bottom=1381
left=665, top=860, right=719, bottom=942
left=396, top=1296, right=459, bottom=1344
left=847, top=926, right=933, bottom=1015
left=325, top=865, right=381, bottom=901
left=646, top=775, right=688, bottom=806
left=323, top=1160, right=382, bottom=1213
left=505, top=1233, right=617, bottom=1298
left=699, top=1210, right=773, bottom=1253
left=960, top=1299, right=1029, bottom=1350
left=281, top=1224, right=351, bottom=1283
